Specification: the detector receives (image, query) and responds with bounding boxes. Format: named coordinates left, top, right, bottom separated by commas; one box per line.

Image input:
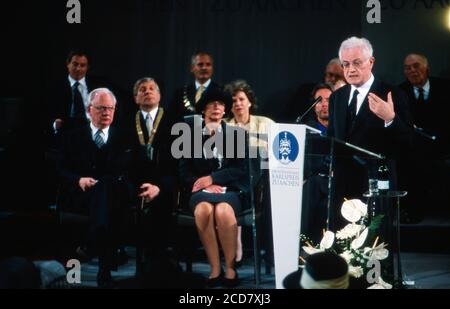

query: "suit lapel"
left=64, top=80, right=73, bottom=117
left=350, top=79, right=380, bottom=133
left=407, top=83, right=416, bottom=103
left=138, top=112, right=150, bottom=143
left=336, top=86, right=351, bottom=139
left=81, top=126, right=96, bottom=149
left=352, top=94, right=370, bottom=133
left=427, top=78, right=435, bottom=104
left=188, top=84, right=196, bottom=105
left=107, top=127, right=118, bottom=149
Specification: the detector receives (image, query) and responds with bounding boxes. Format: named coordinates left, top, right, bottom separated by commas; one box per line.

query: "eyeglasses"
left=93, top=105, right=115, bottom=112
left=341, top=59, right=368, bottom=69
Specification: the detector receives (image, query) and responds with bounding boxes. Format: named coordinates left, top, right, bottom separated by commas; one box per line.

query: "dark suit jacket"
left=49, top=76, right=107, bottom=133
left=126, top=107, right=176, bottom=186
left=327, top=79, right=413, bottom=228
left=169, top=81, right=222, bottom=124
left=58, top=125, right=134, bottom=211
left=399, top=77, right=450, bottom=157
left=179, top=121, right=249, bottom=208
left=328, top=80, right=413, bottom=157
left=302, top=119, right=329, bottom=241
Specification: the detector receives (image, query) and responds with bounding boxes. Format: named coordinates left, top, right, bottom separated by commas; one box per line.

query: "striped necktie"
left=94, top=130, right=105, bottom=148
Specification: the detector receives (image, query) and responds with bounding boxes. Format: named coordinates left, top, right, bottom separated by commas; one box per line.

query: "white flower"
left=367, top=277, right=393, bottom=289
left=319, top=231, right=335, bottom=249
left=363, top=243, right=389, bottom=260
left=348, top=266, right=364, bottom=278
left=341, top=199, right=368, bottom=223
left=351, top=228, right=369, bottom=249
left=336, top=224, right=364, bottom=240
left=302, top=246, right=322, bottom=255
left=340, top=250, right=354, bottom=263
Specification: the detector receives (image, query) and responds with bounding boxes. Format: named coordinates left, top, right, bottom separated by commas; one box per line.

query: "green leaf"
left=368, top=214, right=385, bottom=231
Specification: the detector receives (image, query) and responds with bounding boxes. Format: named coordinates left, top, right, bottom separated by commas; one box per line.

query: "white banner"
left=268, top=124, right=307, bottom=289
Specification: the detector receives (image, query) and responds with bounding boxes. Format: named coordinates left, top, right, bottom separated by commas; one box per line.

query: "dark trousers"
left=301, top=175, right=328, bottom=244
left=141, top=176, right=175, bottom=257
left=86, top=176, right=130, bottom=271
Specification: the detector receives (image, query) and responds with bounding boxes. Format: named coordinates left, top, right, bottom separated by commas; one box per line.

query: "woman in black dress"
left=179, top=89, right=248, bottom=287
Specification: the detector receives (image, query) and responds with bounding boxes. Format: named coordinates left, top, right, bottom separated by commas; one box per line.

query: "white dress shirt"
left=90, top=122, right=110, bottom=144
left=68, top=75, right=89, bottom=116
left=413, top=79, right=430, bottom=101
left=195, top=79, right=212, bottom=90
left=140, top=107, right=159, bottom=133
left=348, top=74, right=375, bottom=115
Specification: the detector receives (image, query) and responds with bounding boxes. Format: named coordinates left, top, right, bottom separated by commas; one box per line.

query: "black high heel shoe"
left=234, top=259, right=243, bottom=269
left=223, top=269, right=240, bottom=288
left=206, top=269, right=224, bottom=288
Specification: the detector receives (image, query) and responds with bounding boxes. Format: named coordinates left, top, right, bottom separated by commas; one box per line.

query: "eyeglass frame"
left=92, top=105, right=116, bottom=112
left=341, top=58, right=372, bottom=70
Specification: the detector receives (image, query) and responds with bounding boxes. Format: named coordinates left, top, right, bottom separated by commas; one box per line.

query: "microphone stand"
left=295, top=96, right=322, bottom=123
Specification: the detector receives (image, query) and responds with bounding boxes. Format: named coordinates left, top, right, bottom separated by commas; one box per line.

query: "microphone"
left=296, top=96, right=322, bottom=123
left=414, top=127, right=437, bottom=141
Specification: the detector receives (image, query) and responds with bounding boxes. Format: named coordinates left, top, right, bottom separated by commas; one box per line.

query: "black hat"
left=283, top=252, right=349, bottom=289
left=195, top=87, right=232, bottom=114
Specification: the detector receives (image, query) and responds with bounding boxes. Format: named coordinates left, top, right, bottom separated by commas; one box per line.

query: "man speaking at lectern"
left=327, top=37, right=413, bottom=229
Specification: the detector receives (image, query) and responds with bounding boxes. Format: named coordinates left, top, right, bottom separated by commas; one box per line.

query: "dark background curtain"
left=1, top=0, right=449, bottom=210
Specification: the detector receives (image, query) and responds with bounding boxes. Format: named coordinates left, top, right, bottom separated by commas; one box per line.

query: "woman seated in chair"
left=179, top=88, right=248, bottom=287
left=224, top=79, right=274, bottom=267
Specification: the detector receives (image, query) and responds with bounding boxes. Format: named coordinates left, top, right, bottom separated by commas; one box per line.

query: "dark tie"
left=414, top=88, right=426, bottom=127
left=94, top=130, right=105, bottom=148
left=417, top=87, right=425, bottom=105
left=72, top=81, right=85, bottom=118
left=347, top=89, right=359, bottom=132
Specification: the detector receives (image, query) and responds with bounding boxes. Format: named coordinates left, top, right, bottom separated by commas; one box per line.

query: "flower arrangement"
left=300, top=199, right=393, bottom=289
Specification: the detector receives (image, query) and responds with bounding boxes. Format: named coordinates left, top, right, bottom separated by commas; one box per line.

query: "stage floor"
left=70, top=248, right=450, bottom=289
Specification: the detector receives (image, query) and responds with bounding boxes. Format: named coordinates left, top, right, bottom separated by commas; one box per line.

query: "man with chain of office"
left=169, top=52, right=222, bottom=124
left=130, top=77, right=176, bottom=264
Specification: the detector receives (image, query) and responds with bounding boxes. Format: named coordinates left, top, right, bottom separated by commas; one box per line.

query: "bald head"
left=404, top=54, right=429, bottom=87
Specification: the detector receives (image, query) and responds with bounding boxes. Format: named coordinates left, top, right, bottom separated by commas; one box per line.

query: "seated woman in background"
left=179, top=88, right=249, bottom=287
left=224, top=80, right=274, bottom=267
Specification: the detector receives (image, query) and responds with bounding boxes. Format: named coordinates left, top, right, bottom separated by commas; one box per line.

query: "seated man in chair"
left=127, top=77, right=178, bottom=280
left=59, top=88, right=154, bottom=287
left=178, top=89, right=249, bottom=288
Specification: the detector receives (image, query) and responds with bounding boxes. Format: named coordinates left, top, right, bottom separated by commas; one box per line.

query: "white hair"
left=88, top=88, right=117, bottom=106
left=405, top=53, right=429, bottom=68
left=338, top=37, right=373, bottom=61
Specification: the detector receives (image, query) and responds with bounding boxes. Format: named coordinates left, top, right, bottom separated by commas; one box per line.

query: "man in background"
left=170, top=52, right=222, bottom=123
left=398, top=53, right=450, bottom=222
left=282, top=58, right=344, bottom=123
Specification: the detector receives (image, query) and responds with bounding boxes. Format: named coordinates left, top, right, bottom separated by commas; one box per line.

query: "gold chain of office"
left=135, top=108, right=164, bottom=146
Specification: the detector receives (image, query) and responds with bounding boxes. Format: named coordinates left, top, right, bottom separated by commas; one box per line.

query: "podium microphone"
left=296, top=96, right=322, bottom=123
left=414, top=127, right=437, bottom=141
